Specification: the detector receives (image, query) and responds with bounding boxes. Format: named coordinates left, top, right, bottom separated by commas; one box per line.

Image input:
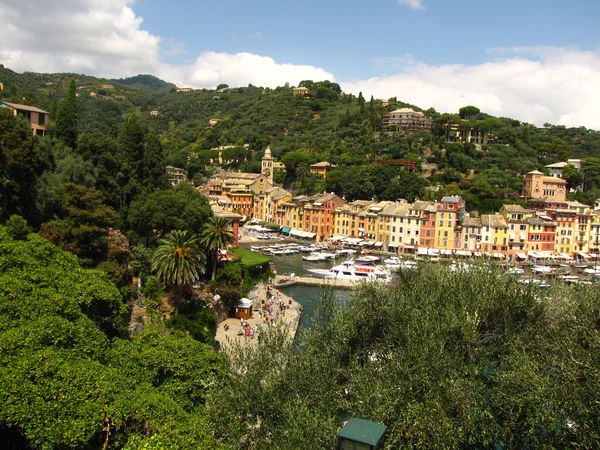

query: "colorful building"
left=521, top=170, right=567, bottom=202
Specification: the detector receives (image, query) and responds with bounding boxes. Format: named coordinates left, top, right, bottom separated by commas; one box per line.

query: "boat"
left=298, top=246, right=318, bottom=253
left=386, top=260, right=417, bottom=270
left=308, top=260, right=390, bottom=282
left=319, top=252, right=337, bottom=260
left=582, top=267, right=600, bottom=276
left=336, top=249, right=357, bottom=256
left=531, top=266, right=553, bottom=275
left=302, top=253, right=328, bottom=262
left=505, top=267, right=525, bottom=275
left=384, top=256, right=401, bottom=265
left=355, top=255, right=380, bottom=263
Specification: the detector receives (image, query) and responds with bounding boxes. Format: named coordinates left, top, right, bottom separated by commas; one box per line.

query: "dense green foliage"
left=210, top=265, right=600, bottom=449
left=2, top=64, right=600, bottom=449
left=0, top=229, right=227, bottom=449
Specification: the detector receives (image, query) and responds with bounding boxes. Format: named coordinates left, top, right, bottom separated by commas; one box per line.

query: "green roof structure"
left=230, top=247, right=272, bottom=268
left=337, top=418, right=387, bottom=447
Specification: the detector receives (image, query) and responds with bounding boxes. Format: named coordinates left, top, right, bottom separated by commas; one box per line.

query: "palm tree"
left=151, top=230, right=206, bottom=314
left=296, top=164, right=311, bottom=191
left=200, top=216, right=236, bottom=280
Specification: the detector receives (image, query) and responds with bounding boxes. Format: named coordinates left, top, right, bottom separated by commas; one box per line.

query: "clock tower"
left=261, top=146, right=274, bottom=185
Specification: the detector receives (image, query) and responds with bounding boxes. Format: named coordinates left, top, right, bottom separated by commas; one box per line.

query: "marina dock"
left=273, top=274, right=354, bottom=289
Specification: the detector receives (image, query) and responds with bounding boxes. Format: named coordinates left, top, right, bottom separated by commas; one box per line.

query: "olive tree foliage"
left=0, top=229, right=226, bottom=449
left=208, top=263, right=600, bottom=449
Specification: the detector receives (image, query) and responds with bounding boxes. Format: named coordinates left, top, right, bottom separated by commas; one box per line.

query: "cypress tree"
left=142, top=131, right=169, bottom=191
left=55, top=80, right=78, bottom=149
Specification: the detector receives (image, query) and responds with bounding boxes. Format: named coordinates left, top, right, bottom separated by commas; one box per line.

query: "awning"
left=387, top=243, right=399, bottom=248
left=289, top=229, right=302, bottom=237
left=578, top=252, right=591, bottom=259
left=281, top=227, right=291, bottom=234
left=417, top=248, right=428, bottom=255
left=455, top=250, right=472, bottom=257
left=329, top=235, right=345, bottom=242
left=403, top=245, right=414, bottom=249
left=304, top=231, right=317, bottom=238
left=516, top=252, right=527, bottom=260
left=427, top=248, right=440, bottom=256
left=559, top=253, right=573, bottom=260
left=344, top=237, right=363, bottom=244
left=440, top=249, right=453, bottom=255
left=374, top=242, right=383, bottom=247
left=474, top=252, right=483, bottom=257
left=491, top=253, right=505, bottom=259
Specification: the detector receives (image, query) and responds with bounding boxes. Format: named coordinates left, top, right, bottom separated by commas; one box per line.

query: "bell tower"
left=261, top=146, right=274, bottom=185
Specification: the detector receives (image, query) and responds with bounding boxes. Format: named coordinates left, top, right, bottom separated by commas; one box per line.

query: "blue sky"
left=134, top=0, right=600, bottom=78
left=1, top=0, right=600, bottom=128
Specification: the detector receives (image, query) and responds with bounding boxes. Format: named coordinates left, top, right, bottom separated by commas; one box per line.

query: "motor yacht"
left=308, top=260, right=390, bottom=282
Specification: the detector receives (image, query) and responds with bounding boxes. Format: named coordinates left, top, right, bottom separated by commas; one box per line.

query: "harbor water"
left=240, top=240, right=599, bottom=331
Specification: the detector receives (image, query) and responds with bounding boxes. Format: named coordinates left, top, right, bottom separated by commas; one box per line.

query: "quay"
left=273, top=274, right=353, bottom=289
left=214, top=281, right=304, bottom=354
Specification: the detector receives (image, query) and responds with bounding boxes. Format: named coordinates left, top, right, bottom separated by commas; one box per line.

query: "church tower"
left=261, top=146, right=274, bottom=185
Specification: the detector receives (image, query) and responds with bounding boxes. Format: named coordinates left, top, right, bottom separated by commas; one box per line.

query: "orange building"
left=300, top=193, right=347, bottom=242
left=309, top=161, right=337, bottom=179
left=521, top=170, right=566, bottom=202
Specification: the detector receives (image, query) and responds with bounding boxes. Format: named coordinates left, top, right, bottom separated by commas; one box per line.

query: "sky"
left=1, top=0, right=600, bottom=128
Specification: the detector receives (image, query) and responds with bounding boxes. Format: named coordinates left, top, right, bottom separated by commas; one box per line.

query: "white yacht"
left=308, top=260, right=390, bottom=282
left=532, top=266, right=553, bottom=275
left=302, top=252, right=328, bottom=262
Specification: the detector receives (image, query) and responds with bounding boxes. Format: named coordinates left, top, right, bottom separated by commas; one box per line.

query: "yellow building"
left=381, top=202, right=410, bottom=252
left=333, top=200, right=374, bottom=238
left=253, top=186, right=292, bottom=222
left=499, top=205, right=534, bottom=259
left=309, top=161, right=337, bottom=179
left=551, top=209, right=577, bottom=256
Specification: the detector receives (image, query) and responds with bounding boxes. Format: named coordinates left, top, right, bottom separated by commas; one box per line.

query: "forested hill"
left=2, top=64, right=600, bottom=210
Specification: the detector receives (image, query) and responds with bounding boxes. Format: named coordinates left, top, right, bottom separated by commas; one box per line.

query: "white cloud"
left=1, top=1, right=598, bottom=130
left=0, top=0, right=333, bottom=87
left=397, top=0, right=425, bottom=10
left=158, top=52, right=334, bottom=89
left=342, top=48, right=600, bottom=129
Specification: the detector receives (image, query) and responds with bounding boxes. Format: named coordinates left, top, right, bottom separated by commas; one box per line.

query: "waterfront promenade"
left=214, top=281, right=304, bottom=354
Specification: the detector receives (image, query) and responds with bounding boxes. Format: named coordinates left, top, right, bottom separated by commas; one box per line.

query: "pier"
left=214, top=281, right=304, bottom=355
left=273, top=274, right=354, bottom=289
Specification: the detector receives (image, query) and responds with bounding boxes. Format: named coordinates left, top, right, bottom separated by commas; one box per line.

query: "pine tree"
left=55, top=80, right=78, bottom=149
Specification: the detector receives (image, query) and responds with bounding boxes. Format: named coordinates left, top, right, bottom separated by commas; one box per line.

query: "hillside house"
left=0, top=101, right=49, bottom=136
left=381, top=108, right=432, bottom=134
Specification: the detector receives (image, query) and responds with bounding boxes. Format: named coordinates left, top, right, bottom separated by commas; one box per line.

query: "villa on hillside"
left=293, top=86, right=310, bottom=97
left=309, top=161, right=337, bottom=178
left=521, top=170, right=567, bottom=202
left=166, top=166, right=186, bottom=185
left=381, top=108, right=432, bottom=134
left=0, top=101, right=49, bottom=136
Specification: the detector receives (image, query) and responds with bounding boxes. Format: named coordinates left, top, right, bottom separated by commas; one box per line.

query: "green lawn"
left=231, top=247, right=272, bottom=267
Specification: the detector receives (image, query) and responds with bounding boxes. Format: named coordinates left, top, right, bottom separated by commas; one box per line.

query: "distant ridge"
left=112, top=74, right=176, bottom=92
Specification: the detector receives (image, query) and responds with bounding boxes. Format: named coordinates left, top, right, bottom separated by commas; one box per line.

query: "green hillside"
left=2, top=64, right=600, bottom=211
